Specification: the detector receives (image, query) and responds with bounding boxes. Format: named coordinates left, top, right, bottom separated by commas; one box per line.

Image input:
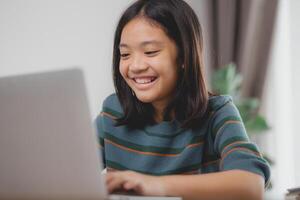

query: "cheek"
left=162, top=64, right=179, bottom=88
left=156, top=59, right=178, bottom=79
left=119, top=63, right=133, bottom=88
left=153, top=52, right=178, bottom=72
left=119, top=63, right=127, bottom=79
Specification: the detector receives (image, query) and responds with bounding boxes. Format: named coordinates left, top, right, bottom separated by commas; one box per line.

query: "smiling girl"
left=96, top=0, right=270, bottom=199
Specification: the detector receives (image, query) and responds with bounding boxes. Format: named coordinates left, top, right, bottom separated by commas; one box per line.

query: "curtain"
left=203, top=0, right=278, bottom=99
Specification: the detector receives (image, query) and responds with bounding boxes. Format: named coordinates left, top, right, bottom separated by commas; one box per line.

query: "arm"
left=161, top=169, right=264, bottom=200
left=106, top=169, right=264, bottom=200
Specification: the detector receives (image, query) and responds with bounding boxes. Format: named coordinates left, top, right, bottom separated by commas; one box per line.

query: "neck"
left=153, top=103, right=175, bottom=123
left=152, top=94, right=176, bottom=123
left=153, top=106, right=164, bottom=123
left=152, top=100, right=167, bottom=123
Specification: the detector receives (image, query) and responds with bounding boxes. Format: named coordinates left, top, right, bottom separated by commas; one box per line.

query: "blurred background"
left=0, top=0, right=299, bottom=198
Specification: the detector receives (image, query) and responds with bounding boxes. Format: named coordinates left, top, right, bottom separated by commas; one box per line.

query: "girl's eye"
left=145, top=50, right=160, bottom=56
left=120, top=53, right=130, bottom=59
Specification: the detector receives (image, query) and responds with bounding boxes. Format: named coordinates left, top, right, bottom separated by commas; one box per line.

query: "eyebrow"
left=119, top=40, right=163, bottom=48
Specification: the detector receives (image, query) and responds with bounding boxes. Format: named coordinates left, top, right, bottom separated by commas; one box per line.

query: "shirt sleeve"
left=95, top=113, right=106, bottom=168
left=212, top=100, right=271, bottom=186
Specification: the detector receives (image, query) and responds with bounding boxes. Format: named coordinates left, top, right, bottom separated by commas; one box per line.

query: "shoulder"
left=95, top=93, right=123, bottom=136
left=101, top=93, right=124, bottom=118
left=208, top=95, right=241, bottom=121
left=207, top=95, right=244, bottom=140
left=209, top=95, right=233, bottom=112
left=102, top=93, right=122, bottom=110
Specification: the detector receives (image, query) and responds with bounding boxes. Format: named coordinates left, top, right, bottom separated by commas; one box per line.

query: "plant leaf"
left=236, top=98, right=260, bottom=121
left=211, top=63, right=242, bottom=96
left=245, top=115, right=270, bottom=134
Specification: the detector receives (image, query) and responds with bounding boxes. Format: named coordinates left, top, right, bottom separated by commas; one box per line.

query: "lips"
left=129, top=76, right=158, bottom=90
left=133, top=76, right=157, bottom=84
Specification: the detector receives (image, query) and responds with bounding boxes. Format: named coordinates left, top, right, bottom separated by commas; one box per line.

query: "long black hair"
left=112, top=0, right=209, bottom=129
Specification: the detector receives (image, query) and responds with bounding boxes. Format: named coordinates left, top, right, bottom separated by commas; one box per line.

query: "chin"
left=135, top=94, right=155, bottom=103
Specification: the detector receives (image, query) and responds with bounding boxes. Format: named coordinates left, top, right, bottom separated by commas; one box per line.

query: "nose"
left=129, top=54, right=148, bottom=73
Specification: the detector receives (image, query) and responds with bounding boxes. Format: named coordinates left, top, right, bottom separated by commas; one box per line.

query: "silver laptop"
left=0, top=68, right=181, bottom=200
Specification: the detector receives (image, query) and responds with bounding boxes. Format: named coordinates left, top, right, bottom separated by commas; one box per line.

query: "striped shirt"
left=95, top=94, right=270, bottom=184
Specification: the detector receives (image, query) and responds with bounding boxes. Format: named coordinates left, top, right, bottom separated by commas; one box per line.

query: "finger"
left=124, top=180, right=145, bottom=195
left=106, top=177, right=125, bottom=193
left=132, top=182, right=144, bottom=195
left=106, top=171, right=142, bottom=193
left=123, top=180, right=138, bottom=190
left=105, top=172, right=122, bottom=186
left=105, top=173, right=115, bottom=185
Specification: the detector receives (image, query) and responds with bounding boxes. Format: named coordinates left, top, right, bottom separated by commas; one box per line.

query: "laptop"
left=0, top=68, right=181, bottom=200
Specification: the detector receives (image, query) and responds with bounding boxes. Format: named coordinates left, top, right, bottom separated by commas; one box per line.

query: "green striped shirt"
left=95, top=94, right=270, bottom=184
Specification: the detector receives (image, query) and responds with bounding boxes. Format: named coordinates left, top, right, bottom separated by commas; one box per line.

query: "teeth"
left=134, top=77, right=155, bottom=84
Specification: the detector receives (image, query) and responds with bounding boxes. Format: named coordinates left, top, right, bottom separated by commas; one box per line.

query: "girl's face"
left=119, top=17, right=179, bottom=114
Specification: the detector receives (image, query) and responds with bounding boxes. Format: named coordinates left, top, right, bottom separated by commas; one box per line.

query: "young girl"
left=96, top=0, right=270, bottom=199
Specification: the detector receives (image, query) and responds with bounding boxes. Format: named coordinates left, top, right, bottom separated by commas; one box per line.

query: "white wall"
left=266, top=0, right=295, bottom=194
left=290, top=0, right=300, bottom=187
left=264, top=0, right=300, bottom=197
left=0, top=0, right=133, bottom=118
